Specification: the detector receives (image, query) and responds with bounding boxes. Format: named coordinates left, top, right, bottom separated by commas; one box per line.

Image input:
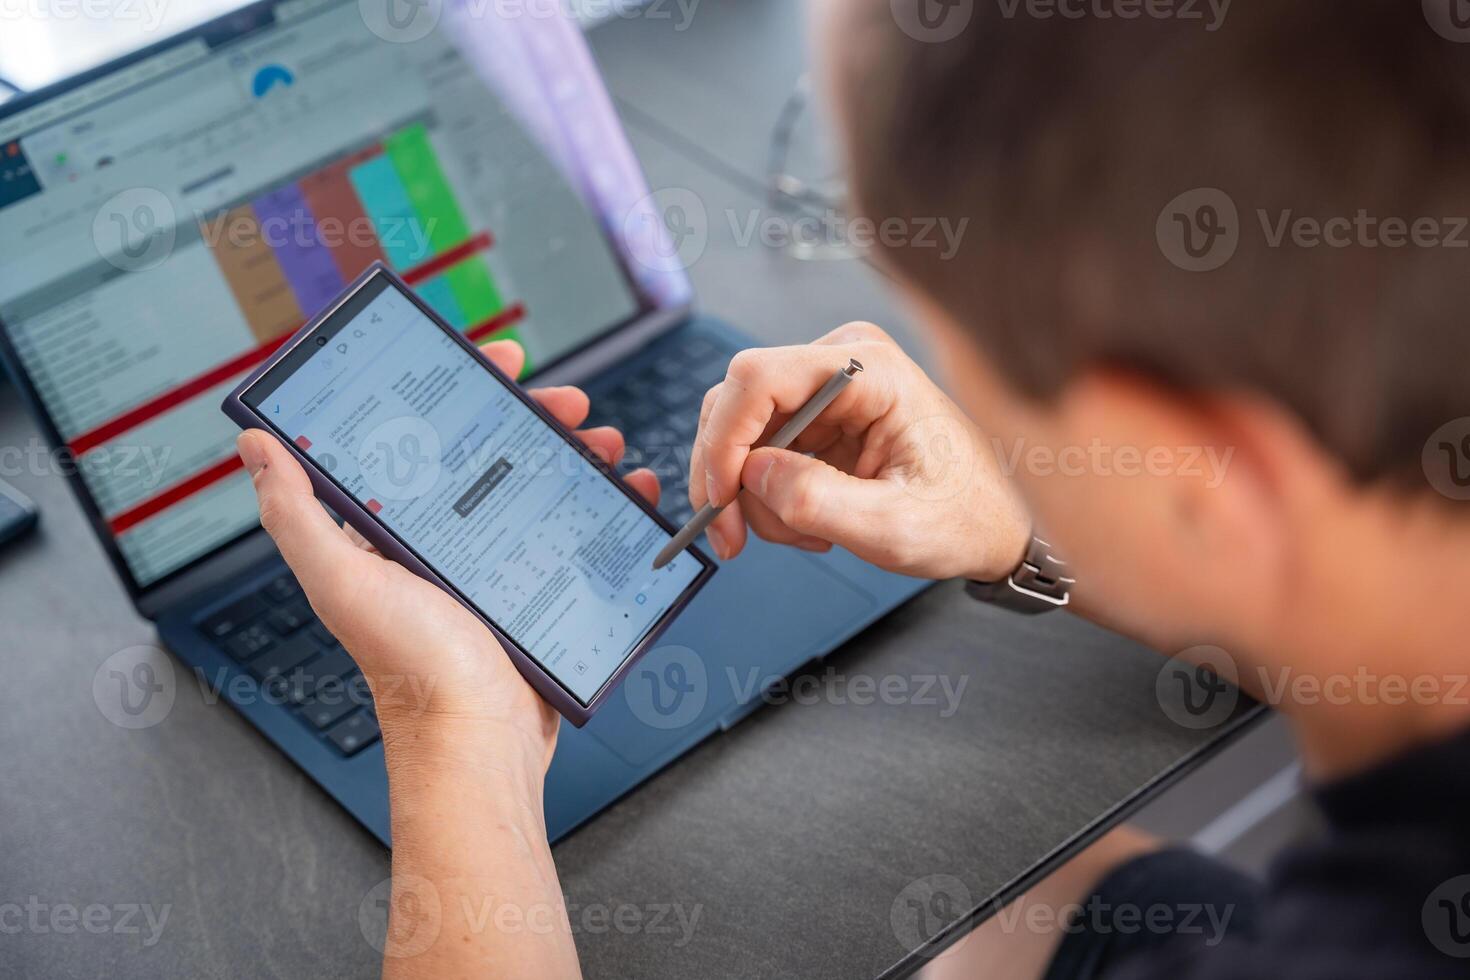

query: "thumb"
left=237, top=430, right=370, bottom=599
left=740, top=447, right=895, bottom=544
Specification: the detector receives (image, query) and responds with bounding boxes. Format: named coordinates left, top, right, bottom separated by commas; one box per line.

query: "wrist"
left=962, top=497, right=1032, bottom=584
left=378, top=709, right=553, bottom=805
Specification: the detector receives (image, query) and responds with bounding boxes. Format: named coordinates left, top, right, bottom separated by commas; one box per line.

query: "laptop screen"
left=0, top=0, right=691, bottom=594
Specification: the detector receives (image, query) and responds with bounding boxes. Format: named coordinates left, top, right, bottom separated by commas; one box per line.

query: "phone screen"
left=242, top=274, right=707, bottom=706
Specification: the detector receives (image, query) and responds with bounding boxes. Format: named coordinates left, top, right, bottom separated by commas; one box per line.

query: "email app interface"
left=254, top=285, right=701, bottom=703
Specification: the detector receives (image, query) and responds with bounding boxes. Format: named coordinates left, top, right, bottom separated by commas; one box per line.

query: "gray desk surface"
left=0, top=4, right=1256, bottom=978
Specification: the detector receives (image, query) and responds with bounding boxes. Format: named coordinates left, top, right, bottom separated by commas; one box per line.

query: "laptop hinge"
left=135, top=529, right=281, bottom=620
left=530, top=304, right=692, bottom=388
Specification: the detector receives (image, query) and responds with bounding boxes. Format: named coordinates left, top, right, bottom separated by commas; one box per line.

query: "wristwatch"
left=964, top=533, right=1074, bottom=614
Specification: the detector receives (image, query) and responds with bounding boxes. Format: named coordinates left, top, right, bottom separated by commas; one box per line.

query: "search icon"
left=336, top=343, right=348, bottom=355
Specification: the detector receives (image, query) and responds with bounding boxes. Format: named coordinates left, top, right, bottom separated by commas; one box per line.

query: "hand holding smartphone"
left=223, top=264, right=714, bottom=726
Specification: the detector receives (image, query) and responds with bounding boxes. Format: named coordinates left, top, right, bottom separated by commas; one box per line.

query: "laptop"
left=0, top=0, right=927, bottom=844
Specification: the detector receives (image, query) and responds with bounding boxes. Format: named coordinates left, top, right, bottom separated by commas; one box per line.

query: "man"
left=235, top=0, right=1470, bottom=975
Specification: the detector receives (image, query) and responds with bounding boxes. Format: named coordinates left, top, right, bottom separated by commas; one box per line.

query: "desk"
left=0, top=3, right=1258, bottom=977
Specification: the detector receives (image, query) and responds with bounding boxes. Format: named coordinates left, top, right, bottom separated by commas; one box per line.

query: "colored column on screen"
left=348, top=154, right=433, bottom=269
left=384, top=123, right=472, bottom=249
left=252, top=184, right=346, bottom=317
left=201, top=205, right=305, bottom=343
left=414, top=276, right=467, bottom=329
left=444, top=257, right=504, bottom=326
left=298, top=150, right=388, bottom=283
left=383, top=125, right=506, bottom=324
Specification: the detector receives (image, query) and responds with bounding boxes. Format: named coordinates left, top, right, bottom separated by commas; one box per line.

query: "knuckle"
left=784, top=467, right=826, bottom=530
left=699, top=384, right=721, bottom=419
left=256, top=493, right=293, bottom=539
left=839, top=321, right=892, bottom=345
left=725, top=348, right=765, bottom=387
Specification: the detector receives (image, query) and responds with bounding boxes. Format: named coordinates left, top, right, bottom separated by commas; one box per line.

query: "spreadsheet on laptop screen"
left=0, top=0, right=689, bottom=589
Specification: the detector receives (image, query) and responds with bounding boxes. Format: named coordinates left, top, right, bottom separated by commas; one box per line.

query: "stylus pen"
left=652, top=358, right=864, bottom=570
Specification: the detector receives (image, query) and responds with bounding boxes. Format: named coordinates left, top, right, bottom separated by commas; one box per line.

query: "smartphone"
left=0, top=477, right=38, bottom=549
left=223, top=264, right=715, bottom=726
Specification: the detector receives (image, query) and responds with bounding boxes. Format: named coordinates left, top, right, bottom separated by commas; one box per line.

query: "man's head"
left=813, top=0, right=1470, bottom=660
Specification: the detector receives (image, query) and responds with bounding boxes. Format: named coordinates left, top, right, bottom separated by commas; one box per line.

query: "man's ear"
left=1043, top=369, right=1341, bottom=653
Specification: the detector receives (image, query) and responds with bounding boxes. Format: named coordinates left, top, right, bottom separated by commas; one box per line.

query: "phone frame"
left=222, top=262, right=715, bottom=727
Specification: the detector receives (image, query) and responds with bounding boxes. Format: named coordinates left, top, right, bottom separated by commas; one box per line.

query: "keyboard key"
left=623, top=399, right=660, bottom=427
left=326, top=710, right=381, bottom=756
left=679, top=336, right=719, bottom=362
left=277, top=645, right=354, bottom=704
left=247, top=632, right=321, bottom=679
left=200, top=595, right=268, bottom=639
left=266, top=600, right=312, bottom=635
left=223, top=623, right=276, bottom=661
left=344, top=671, right=375, bottom=709
left=309, top=644, right=358, bottom=681
left=654, top=381, right=697, bottom=412
left=652, top=355, right=686, bottom=381
left=300, top=683, right=358, bottom=729
left=264, top=574, right=301, bottom=602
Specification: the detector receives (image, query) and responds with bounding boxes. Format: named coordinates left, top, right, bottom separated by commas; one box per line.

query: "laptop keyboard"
left=193, top=328, right=734, bottom=758
left=588, top=331, right=733, bottom=527
left=198, top=574, right=380, bottom=757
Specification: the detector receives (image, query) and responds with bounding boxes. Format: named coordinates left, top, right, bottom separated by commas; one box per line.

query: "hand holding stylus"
left=684, top=323, right=1032, bottom=583
left=653, top=358, right=863, bottom=569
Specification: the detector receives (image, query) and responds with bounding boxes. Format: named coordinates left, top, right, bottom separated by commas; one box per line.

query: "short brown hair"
left=837, top=0, right=1470, bottom=482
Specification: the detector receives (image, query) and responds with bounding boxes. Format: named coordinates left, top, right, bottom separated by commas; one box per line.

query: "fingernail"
left=706, top=524, right=728, bottom=560
left=705, top=471, right=720, bottom=508
left=745, top=453, right=775, bottom=497
left=237, top=432, right=267, bottom=477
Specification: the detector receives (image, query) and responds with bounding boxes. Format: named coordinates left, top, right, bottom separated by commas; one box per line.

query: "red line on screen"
left=67, top=233, right=496, bottom=456
left=402, top=232, right=494, bottom=286
left=466, top=303, right=527, bottom=343
left=103, top=299, right=529, bottom=537
left=68, top=335, right=292, bottom=456
left=108, top=455, right=245, bottom=536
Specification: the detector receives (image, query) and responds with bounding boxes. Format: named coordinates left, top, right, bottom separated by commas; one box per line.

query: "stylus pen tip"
left=651, top=548, right=673, bottom=571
